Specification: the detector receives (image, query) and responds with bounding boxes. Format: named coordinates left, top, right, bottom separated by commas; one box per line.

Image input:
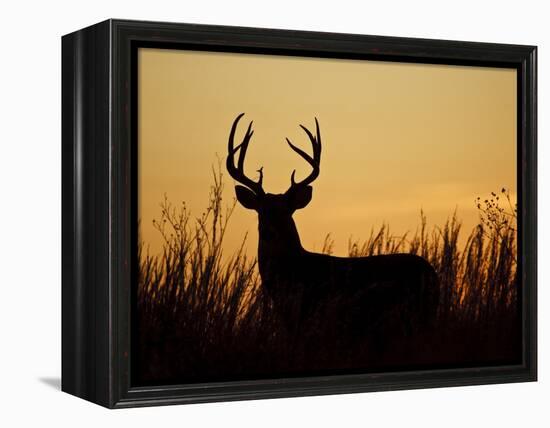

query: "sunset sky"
left=138, top=48, right=517, bottom=258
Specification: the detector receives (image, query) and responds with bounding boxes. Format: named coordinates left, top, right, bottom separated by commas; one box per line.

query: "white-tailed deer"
left=227, top=113, right=439, bottom=342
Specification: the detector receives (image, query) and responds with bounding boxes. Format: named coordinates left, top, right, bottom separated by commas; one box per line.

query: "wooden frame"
left=62, top=19, right=537, bottom=408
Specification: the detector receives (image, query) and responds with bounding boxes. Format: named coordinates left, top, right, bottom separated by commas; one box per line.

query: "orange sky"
left=138, top=48, right=517, bottom=258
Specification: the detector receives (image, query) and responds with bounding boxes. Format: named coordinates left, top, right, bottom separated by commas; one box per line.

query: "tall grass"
left=136, top=168, right=519, bottom=384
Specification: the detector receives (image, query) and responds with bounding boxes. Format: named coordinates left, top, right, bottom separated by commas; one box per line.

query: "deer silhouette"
left=227, top=113, right=439, bottom=343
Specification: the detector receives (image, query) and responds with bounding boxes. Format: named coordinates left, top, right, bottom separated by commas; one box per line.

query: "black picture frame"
left=61, top=19, right=537, bottom=408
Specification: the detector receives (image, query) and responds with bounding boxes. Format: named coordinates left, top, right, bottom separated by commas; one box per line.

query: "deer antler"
left=226, top=113, right=265, bottom=195
left=286, top=117, right=322, bottom=188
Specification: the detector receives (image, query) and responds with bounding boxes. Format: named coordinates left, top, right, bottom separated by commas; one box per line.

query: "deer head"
left=226, top=113, right=322, bottom=253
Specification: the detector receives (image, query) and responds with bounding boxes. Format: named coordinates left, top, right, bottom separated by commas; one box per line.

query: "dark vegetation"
left=136, top=168, right=520, bottom=385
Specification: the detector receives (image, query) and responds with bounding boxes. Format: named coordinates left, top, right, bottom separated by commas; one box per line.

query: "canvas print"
left=135, top=48, right=519, bottom=385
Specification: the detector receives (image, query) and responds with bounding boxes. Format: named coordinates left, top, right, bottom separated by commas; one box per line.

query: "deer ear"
left=235, top=185, right=259, bottom=210
left=287, top=185, right=313, bottom=210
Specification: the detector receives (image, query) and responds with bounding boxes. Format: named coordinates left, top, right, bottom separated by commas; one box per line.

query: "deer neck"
left=258, top=216, right=304, bottom=269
